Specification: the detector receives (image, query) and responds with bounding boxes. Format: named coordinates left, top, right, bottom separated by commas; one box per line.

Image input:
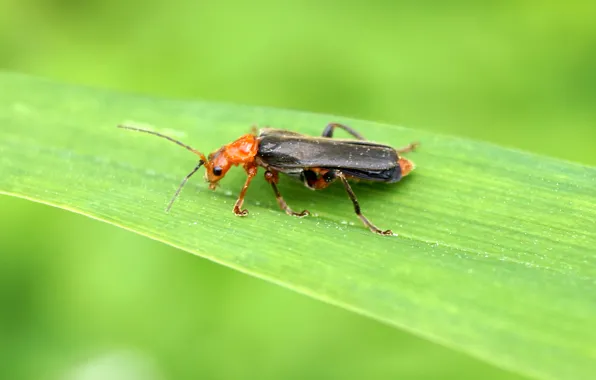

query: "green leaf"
left=1, top=72, right=595, bottom=380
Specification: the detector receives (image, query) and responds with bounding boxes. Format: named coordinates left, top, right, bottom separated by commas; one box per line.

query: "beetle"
left=117, top=123, right=417, bottom=235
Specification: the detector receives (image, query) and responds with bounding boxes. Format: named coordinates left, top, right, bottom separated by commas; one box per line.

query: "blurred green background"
left=1, top=1, right=594, bottom=379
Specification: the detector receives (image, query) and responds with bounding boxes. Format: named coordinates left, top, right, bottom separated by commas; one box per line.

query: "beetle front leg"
left=322, top=123, right=366, bottom=140
left=233, top=165, right=257, bottom=216
left=336, top=171, right=394, bottom=236
left=264, top=170, right=310, bottom=217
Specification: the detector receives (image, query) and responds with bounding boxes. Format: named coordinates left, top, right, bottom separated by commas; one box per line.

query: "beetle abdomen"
left=341, top=165, right=402, bottom=182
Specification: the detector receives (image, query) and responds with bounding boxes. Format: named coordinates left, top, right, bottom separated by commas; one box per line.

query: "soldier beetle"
left=117, top=123, right=417, bottom=235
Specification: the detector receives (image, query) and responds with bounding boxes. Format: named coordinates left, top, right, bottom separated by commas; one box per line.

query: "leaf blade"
left=1, top=72, right=595, bottom=380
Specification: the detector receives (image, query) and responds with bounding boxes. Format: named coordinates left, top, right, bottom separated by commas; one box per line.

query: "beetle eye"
left=213, top=166, right=223, bottom=176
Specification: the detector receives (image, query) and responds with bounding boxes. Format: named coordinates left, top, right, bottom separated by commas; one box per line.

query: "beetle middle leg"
left=336, top=171, right=394, bottom=236
left=322, top=123, right=366, bottom=140
left=264, top=170, right=310, bottom=217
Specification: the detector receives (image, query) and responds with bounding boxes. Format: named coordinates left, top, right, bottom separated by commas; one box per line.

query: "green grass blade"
left=1, top=72, right=595, bottom=380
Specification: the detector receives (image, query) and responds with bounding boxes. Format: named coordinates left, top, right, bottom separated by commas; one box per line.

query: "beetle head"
left=204, top=148, right=232, bottom=189
left=204, top=134, right=259, bottom=189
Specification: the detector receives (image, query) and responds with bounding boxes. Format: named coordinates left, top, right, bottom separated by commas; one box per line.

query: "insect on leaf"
left=1, top=72, right=595, bottom=380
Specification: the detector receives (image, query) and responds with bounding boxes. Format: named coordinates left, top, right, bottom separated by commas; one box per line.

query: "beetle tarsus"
left=375, top=228, right=395, bottom=236
left=232, top=165, right=257, bottom=217
left=280, top=202, right=310, bottom=217
left=265, top=170, right=310, bottom=217
left=233, top=206, right=249, bottom=217
left=277, top=193, right=310, bottom=217
left=357, top=213, right=394, bottom=236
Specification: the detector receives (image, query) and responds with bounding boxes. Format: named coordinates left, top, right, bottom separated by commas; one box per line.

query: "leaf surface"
left=1, top=72, right=595, bottom=380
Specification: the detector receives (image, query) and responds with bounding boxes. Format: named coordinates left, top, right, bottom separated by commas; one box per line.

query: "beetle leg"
left=264, top=170, right=310, bottom=217
left=336, top=171, right=394, bottom=236
left=322, top=123, right=366, bottom=140
left=233, top=164, right=258, bottom=216
left=396, top=142, right=420, bottom=154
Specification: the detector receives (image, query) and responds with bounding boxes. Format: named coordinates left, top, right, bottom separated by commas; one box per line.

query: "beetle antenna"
left=166, top=161, right=205, bottom=212
left=117, top=124, right=206, bottom=159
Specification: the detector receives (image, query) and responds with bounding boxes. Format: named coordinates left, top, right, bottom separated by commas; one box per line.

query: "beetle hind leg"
left=322, top=123, right=366, bottom=140
left=336, top=171, right=394, bottom=236
left=396, top=142, right=420, bottom=154
left=265, top=171, right=310, bottom=217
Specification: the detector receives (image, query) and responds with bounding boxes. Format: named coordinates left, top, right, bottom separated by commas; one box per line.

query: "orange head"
left=204, top=148, right=229, bottom=189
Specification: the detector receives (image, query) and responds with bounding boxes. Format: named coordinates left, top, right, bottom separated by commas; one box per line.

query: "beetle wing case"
left=257, top=128, right=403, bottom=182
